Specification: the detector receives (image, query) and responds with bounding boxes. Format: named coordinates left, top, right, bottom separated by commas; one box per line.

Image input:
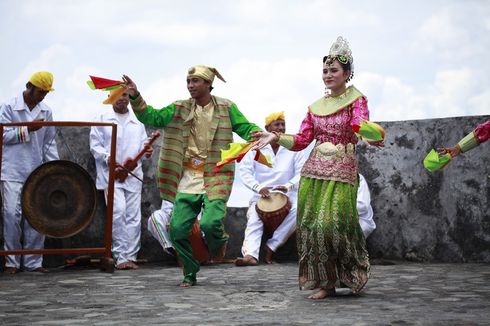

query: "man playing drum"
left=236, top=112, right=307, bottom=266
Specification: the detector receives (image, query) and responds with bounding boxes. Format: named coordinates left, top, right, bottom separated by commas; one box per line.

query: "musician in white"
left=90, top=90, right=153, bottom=270
left=0, top=71, right=59, bottom=274
left=236, top=112, right=308, bottom=266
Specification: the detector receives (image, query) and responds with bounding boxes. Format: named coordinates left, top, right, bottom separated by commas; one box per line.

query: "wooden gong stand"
left=0, top=121, right=119, bottom=273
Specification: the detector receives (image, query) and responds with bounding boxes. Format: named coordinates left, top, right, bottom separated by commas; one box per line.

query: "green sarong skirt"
left=297, top=177, right=370, bottom=292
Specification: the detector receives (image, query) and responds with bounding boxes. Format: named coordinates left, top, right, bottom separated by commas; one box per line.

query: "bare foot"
left=210, top=242, right=227, bottom=264
left=32, top=267, right=49, bottom=273
left=235, top=255, right=258, bottom=266
left=307, top=288, right=336, bottom=300
left=264, top=245, right=274, bottom=264
left=4, top=267, right=20, bottom=274
left=116, top=262, right=137, bottom=270
left=179, top=281, right=194, bottom=288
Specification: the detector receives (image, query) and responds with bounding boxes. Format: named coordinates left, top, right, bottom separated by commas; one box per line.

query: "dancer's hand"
left=366, top=139, right=385, bottom=147
left=250, top=131, right=278, bottom=150
left=437, top=145, right=461, bottom=158
left=122, top=75, right=139, bottom=98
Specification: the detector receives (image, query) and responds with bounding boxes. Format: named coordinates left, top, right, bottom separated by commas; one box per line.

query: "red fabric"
left=89, top=75, right=123, bottom=89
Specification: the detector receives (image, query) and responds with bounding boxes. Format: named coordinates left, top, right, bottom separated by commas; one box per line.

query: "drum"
left=188, top=220, right=209, bottom=263
left=168, top=219, right=209, bottom=263
left=256, top=191, right=291, bottom=235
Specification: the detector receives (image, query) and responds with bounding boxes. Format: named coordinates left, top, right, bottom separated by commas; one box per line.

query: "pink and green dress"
left=277, top=86, right=371, bottom=292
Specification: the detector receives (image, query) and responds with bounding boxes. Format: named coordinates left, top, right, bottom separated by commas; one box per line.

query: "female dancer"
left=254, top=36, right=383, bottom=299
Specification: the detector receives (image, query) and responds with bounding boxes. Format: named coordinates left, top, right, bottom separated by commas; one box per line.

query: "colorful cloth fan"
left=87, top=75, right=125, bottom=105
left=423, top=149, right=452, bottom=172
left=355, top=120, right=385, bottom=142
left=215, top=141, right=272, bottom=172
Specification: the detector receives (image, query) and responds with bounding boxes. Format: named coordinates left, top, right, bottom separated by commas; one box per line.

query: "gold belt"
left=315, top=142, right=355, bottom=159
left=183, top=158, right=205, bottom=172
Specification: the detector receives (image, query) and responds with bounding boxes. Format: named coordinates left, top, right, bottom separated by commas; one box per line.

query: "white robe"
left=89, top=110, right=148, bottom=265
left=0, top=93, right=59, bottom=270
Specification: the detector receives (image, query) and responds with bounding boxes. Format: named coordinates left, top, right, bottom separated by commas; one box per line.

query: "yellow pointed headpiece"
left=187, top=65, right=226, bottom=83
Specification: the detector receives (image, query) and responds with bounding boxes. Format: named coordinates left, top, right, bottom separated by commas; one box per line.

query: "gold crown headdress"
left=323, top=36, right=354, bottom=81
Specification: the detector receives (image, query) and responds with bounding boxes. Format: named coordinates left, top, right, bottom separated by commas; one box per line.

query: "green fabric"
left=458, top=131, right=479, bottom=153
left=169, top=193, right=228, bottom=284
left=423, top=149, right=451, bottom=172
left=229, top=103, right=262, bottom=140
left=297, top=177, right=369, bottom=292
left=309, top=86, right=364, bottom=116
left=277, top=134, right=295, bottom=150
left=131, top=99, right=175, bottom=127
left=131, top=95, right=261, bottom=202
left=358, top=120, right=384, bottom=142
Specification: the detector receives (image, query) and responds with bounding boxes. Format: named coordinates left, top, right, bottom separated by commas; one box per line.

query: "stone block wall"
left=1, top=115, right=488, bottom=267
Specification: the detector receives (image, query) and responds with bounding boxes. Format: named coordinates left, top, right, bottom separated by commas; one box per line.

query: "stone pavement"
left=0, top=262, right=489, bottom=325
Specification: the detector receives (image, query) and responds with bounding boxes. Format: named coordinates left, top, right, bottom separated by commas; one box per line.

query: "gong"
left=21, top=160, right=97, bottom=238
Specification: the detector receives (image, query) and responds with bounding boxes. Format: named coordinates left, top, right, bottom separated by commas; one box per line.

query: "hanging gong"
left=21, top=160, right=97, bottom=238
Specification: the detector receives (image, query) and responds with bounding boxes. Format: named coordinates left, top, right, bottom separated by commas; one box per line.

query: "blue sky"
left=1, top=0, right=489, bottom=206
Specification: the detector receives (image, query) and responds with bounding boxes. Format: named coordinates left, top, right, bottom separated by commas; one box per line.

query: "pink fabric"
left=292, top=97, right=369, bottom=184
left=474, top=119, right=490, bottom=144
left=292, top=97, right=369, bottom=151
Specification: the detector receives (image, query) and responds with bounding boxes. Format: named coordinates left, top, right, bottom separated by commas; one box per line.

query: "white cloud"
left=13, top=44, right=71, bottom=90
left=355, top=68, right=488, bottom=122
left=468, top=89, right=490, bottom=116
left=414, top=3, right=490, bottom=61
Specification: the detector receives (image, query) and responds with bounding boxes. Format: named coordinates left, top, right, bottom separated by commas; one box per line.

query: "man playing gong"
left=236, top=112, right=307, bottom=266
left=0, top=71, right=59, bottom=274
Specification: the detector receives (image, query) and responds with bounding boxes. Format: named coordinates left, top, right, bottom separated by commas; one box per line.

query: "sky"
left=1, top=0, right=489, bottom=206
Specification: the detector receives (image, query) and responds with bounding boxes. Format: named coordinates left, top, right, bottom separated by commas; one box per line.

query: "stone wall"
left=1, top=115, right=488, bottom=267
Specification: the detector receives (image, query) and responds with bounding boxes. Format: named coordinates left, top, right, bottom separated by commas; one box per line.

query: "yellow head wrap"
left=187, top=65, right=226, bottom=83
left=29, top=71, right=54, bottom=92
left=265, top=111, right=285, bottom=126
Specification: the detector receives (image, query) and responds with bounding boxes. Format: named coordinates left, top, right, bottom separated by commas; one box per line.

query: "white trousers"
left=241, top=200, right=297, bottom=260
left=105, top=187, right=142, bottom=265
left=1, top=181, right=45, bottom=270
left=147, top=200, right=174, bottom=255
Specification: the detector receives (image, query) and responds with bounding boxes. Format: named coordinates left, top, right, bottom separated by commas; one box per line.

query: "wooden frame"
left=0, top=121, right=118, bottom=272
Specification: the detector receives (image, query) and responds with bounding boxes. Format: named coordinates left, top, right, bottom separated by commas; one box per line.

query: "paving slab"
left=0, top=262, right=489, bottom=325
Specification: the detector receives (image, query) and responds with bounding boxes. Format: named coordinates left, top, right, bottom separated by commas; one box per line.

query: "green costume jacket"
left=130, top=94, right=261, bottom=203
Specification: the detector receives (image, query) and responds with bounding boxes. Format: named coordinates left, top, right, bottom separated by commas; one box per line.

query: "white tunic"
left=89, top=110, right=148, bottom=192
left=239, top=145, right=307, bottom=260
left=240, top=145, right=307, bottom=201
left=0, top=93, right=59, bottom=181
